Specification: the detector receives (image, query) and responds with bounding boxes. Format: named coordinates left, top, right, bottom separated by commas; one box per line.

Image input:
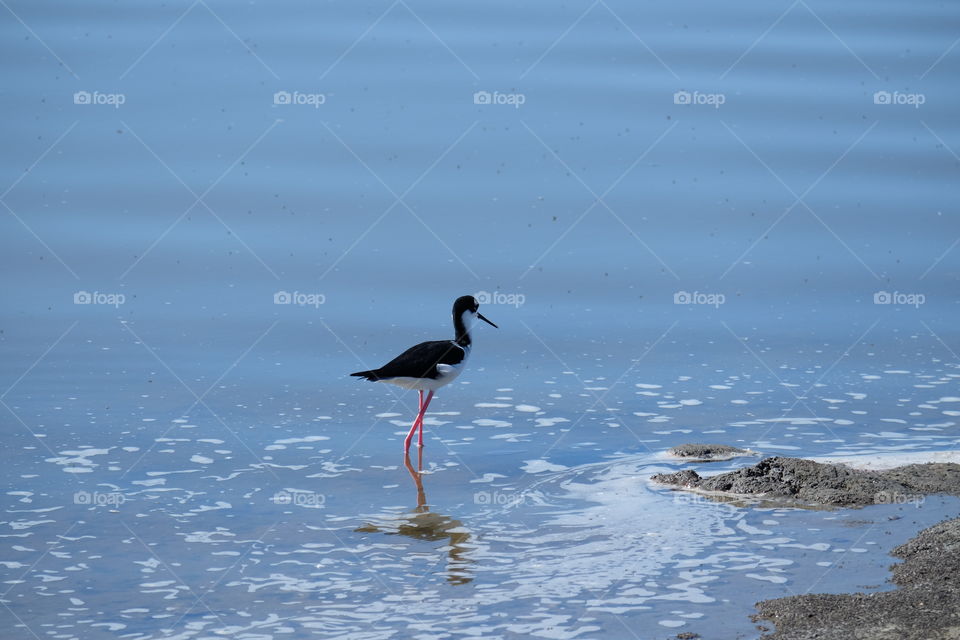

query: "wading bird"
left=350, top=295, right=497, bottom=452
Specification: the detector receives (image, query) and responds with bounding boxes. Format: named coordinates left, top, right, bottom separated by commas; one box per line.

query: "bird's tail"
left=350, top=369, right=381, bottom=381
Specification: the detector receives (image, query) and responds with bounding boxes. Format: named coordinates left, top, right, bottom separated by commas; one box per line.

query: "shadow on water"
left=355, top=450, right=474, bottom=585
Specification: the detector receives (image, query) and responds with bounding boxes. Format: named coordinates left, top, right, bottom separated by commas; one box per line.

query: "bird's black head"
left=453, top=295, right=480, bottom=317
left=452, top=296, right=498, bottom=345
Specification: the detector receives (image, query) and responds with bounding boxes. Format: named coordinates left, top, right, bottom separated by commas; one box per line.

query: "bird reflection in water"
left=355, top=450, right=474, bottom=585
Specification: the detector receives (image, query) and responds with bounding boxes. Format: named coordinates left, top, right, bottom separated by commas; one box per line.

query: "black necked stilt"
left=350, top=295, right=498, bottom=452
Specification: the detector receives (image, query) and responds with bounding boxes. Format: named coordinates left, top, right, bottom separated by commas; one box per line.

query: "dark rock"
left=652, top=456, right=960, bottom=507
left=654, top=469, right=702, bottom=487
left=667, top=443, right=753, bottom=461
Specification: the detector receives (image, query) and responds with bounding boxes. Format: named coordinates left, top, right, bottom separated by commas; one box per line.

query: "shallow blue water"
left=2, top=1, right=959, bottom=638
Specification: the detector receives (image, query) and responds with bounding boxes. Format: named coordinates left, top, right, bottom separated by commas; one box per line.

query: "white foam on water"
left=132, top=478, right=165, bottom=487
left=473, top=418, right=511, bottom=428
left=522, top=460, right=567, bottom=473
left=45, top=448, right=111, bottom=473
left=745, top=573, right=788, bottom=584
left=535, top=417, right=569, bottom=427
left=9, top=520, right=56, bottom=530
left=658, top=620, right=685, bottom=628
left=469, top=473, right=507, bottom=483
left=813, top=450, right=960, bottom=470
left=273, top=436, right=330, bottom=444
left=490, top=433, right=532, bottom=442
left=181, top=529, right=236, bottom=544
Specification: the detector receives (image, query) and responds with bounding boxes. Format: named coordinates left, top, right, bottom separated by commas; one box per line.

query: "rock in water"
left=667, top=443, right=754, bottom=461
left=652, top=456, right=960, bottom=507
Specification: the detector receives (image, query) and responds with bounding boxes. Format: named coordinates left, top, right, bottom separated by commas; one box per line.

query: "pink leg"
left=404, top=391, right=429, bottom=453
left=417, top=391, right=434, bottom=448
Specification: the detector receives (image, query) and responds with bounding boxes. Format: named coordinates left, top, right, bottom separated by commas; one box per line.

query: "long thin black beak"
left=477, top=312, right=498, bottom=329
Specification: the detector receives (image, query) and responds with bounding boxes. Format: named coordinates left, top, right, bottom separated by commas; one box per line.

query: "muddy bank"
left=651, top=456, right=960, bottom=507
left=753, top=517, right=960, bottom=640
left=666, top=443, right=754, bottom=461
left=653, top=449, right=960, bottom=638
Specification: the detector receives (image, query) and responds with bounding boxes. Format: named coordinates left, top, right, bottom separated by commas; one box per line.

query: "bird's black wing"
left=362, top=340, right=465, bottom=380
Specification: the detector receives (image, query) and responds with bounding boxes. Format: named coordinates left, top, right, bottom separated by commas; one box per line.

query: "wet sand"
left=754, top=517, right=960, bottom=640
left=654, top=447, right=960, bottom=639
left=666, top=443, right=756, bottom=462
left=652, top=455, right=960, bottom=508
